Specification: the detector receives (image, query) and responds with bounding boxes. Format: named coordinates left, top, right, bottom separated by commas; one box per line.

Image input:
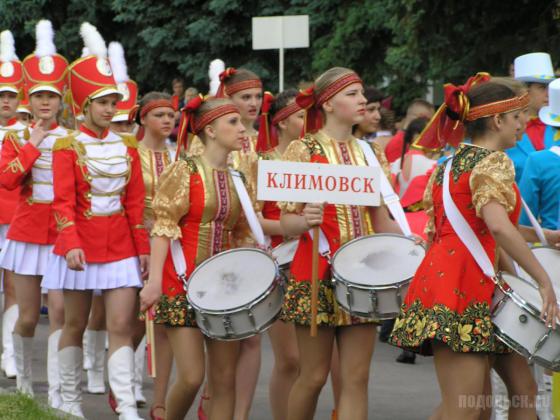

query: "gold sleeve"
left=423, top=168, right=438, bottom=237
left=151, top=160, right=191, bottom=239
left=236, top=151, right=261, bottom=212
left=470, top=151, right=517, bottom=217
left=232, top=171, right=258, bottom=247
left=187, top=135, right=204, bottom=157
left=278, top=140, right=311, bottom=214
left=371, top=142, right=392, bottom=180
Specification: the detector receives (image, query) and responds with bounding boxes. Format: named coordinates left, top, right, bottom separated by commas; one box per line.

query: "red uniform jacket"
left=52, top=125, right=150, bottom=262
left=0, top=119, right=25, bottom=225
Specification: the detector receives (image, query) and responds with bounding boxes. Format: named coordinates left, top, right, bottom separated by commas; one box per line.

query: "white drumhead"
left=518, top=247, right=560, bottom=294
left=272, top=240, right=298, bottom=266
left=332, top=234, right=425, bottom=286
left=501, top=273, right=543, bottom=311
left=187, top=249, right=277, bottom=311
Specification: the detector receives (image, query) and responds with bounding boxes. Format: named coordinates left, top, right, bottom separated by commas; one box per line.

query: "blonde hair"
left=314, top=67, right=357, bottom=99
left=195, top=97, right=236, bottom=143
left=491, top=77, right=527, bottom=96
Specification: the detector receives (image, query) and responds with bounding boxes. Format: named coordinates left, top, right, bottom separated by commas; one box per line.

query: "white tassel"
left=35, top=20, right=56, bottom=57
left=0, top=30, right=17, bottom=63
left=108, top=42, right=128, bottom=83
left=79, top=22, right=107, bottom=59
left=209, top=58, right=225, bottom=95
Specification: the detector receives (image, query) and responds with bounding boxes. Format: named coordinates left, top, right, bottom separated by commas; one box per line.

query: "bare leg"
left=493, top=353, right=538, bottom=420
left=268, top=320, right=299, bottom=420
left=432, top=340, right=487, bottom=420
left=87, top=295, right=106, bottom=330
left=151, top=324, right=173, bottom=418
left=330, top=339, right=341, bottom=413
left=207, top=338, right=241, bottom=420
left=59, top=290, right=93, bottom=349
left=47, top=290, right=65, bottom=332
left=103, top=288, right=138, bottom=358
left=12, top=274, right=42, bottom=337
left=336, top=324, right=376, bottom=420
left=165, top=327, right=205, bottom=420
left=3, top=269, right=16, bottom=311
left=233, top=334, right=261, bottom=420
left=286, top=326, right=335, bottom=420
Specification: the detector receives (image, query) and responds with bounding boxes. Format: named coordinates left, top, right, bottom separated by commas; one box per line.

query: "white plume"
left=35, top=19, right=56, bottom=57
left=108, top=42, right=128, bottom=83
left=209, top=58, right=225, bottom=95
left=79, top=22, right=107, bottom=58
left=81, top=47, right=90, bottom=58
left=0, top=30, right=17, bottom=62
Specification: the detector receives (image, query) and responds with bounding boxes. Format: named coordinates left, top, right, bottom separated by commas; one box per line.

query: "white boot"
left=490, top=369, right=508, bottom=420
left=12, top=333, right=33, bottom=396
left=47, top=330, right=62, bottom=409
left=86, top=330, right=106, bottom=394
left=82, top=329, right=94, bottom=371
left=535, top=364, right=554, bottom=420
left=58, top=346, right=85, bottom=418
left=133, top=336, right=146, bottom=406
left=1, top=305, right=18, bottom=378
left=108, top=346, right=143, bottom=420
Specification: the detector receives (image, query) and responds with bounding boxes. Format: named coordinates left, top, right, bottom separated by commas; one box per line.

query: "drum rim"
left=272, top=239, right=298, bottom=264
left=332, top=274, right=411, bottom=290
left=186, top=247, right=279, bottom=313
left=331, top=233, right=425, bottom=286
left=195, top=310, right=280, bottom=341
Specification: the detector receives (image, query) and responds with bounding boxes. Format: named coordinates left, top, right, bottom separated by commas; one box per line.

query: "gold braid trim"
left=121, top=134, right=138, bottom=149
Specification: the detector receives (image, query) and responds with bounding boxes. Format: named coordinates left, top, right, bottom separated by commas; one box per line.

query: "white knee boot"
left=490, top=369, right=508, bottom=420
left=47, top=330, right=62, bottom=408
left=108, top=346, right=142, bottom=420
left=1, top=304, right=17, bottom=378
left=58, top=346, right=85, bottom=418
left=133, top=337, right=146, bottom=406
left=12, top=333, right=33, bottom=396
left=86, top=330, right=106, bottom=394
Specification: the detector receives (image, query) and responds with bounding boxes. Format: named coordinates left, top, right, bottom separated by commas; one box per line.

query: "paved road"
left=0, top=315, right=441, bottom=419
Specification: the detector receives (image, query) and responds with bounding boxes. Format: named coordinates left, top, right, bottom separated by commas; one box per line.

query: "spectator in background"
left=375, top=107, right=396, bottom=150
left=183, top=87, right=199, bottom=105
left=170, top=77, right=185, bottom=111
left=384, top=98, right=435, bottom=163
left=353, top=86, right=383, bottom=141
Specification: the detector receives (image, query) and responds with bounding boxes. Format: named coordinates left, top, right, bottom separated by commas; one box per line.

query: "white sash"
left=357, top=140, right=412, bottom=237
left=443, top=158, right=496, bottom=279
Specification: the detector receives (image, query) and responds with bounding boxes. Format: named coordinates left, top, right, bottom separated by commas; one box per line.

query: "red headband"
left=466, top=92, right=530, bottom=121
left=271, top=101, right=302, bottom=126
left=140, top=99, right=174, bottom=119
left=216, top=67, right=263, bottom=98
left=176, top=96, right=239, bottom=159
left=296, top=72, right=363, bottom=134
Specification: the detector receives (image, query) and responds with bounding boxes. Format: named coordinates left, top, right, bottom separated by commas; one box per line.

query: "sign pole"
left=279, top=45, right=284, bottom=92
left=310, top=225, right=319, bottom=337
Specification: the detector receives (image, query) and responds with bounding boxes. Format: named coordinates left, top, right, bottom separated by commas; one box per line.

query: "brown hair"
left=223, top=69, right=261, bottom=89
left=465, top=82, right=516, bottom=139
left=136, top=91, right=172, bottom=124
left=490, top=77, right=527, bottom=96
left=195, top=97, right=236, bottom=143
left=314, top=67, right=357, bottom=100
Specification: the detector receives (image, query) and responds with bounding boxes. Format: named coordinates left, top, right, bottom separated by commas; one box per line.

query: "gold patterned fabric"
left=423, top=169, right=437, bottom=237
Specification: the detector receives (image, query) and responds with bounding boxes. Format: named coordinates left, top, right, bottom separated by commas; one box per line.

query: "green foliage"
left=0, top=393, right=61, bottom=419
left=0, top=0, right=558, bottom=113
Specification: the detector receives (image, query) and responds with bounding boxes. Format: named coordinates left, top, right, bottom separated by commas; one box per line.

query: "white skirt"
left=41, top=255, right=142, bottom=291
left=0, top=240, right=54, bottom=276
left=0, top=224, right=9, bottom=250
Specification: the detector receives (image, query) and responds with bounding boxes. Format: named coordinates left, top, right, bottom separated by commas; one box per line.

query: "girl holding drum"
left=257, top=88, right=305, bottom=420
left=279, top=67, right=406, bottom=420
left=389, top=77, right=559, bottom=420
left=139, top=96, right=256, bottom=420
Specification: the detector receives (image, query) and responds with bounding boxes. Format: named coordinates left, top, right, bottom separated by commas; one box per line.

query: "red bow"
left=176, top=95, right=204, bottom=159
left=296, top=86, right=323, bottom=136
left=256, top=92, right=277, bottom=152
left=216, top=67, right=237, bottom=98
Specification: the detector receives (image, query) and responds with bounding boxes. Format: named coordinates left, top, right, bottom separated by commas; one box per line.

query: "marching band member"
left=139, top=96, right=255, bottom=420
left=389, top=77, right=559, bottom=420
left=16, top=95, right=32, bottom=125
left=41, top=23, right=149, bottom=419
left=0, top=30, right=25, bottom=381
left=134, top=91, right=176, bottom=420
left=256, top=88, right=304, bottom=420
left=0, top=22, right=69, bottom=407
left=279, top=67, right=404, bottom=420
left=506, top=52, right=556, bottom=182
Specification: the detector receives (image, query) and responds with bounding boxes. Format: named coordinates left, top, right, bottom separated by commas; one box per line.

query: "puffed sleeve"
left=470, top=151, right=517, bottom=217
left=277, top=140, right=311, bottom=214
left=237, top=150, right=261, bottom=212
left=151, top=160, right=191, bottom=239
left=371, top=142, right=392, bottom=181
left=423, top=167, right=438, bottom=237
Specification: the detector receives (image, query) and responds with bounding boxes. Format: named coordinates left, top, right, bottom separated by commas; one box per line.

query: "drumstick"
left=145, top=308, right=157, bottom=377
left=310, top=225, right=320, bottom=337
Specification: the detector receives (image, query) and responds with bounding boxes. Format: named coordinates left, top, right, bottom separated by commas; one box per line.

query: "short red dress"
left=389, top=144, right=520, bottom=354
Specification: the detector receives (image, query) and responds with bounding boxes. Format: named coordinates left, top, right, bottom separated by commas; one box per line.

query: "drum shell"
left=333, top=275, right=410, bottom=319
left=491, top=277, right=560, bottom=371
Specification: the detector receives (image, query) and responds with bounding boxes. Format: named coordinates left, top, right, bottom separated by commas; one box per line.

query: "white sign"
left=257, top=160, right=381, bottom=207
left=252, top=15, right=309, bottom=92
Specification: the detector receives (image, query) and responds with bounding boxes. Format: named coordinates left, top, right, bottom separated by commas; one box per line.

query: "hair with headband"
left=176, top=96, right=239, bottom=158
left=216, top=67, right=263, bottom=98
left=413, top=73, right=530, bottom=150
left=127, top=91, right=173, bottom=140
left=296, top=67, right=362, bottom=135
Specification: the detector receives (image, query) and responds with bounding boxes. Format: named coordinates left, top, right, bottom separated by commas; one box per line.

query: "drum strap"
left=308, top=227, right=331, bottom=258
left=443, top=158, right=496, bottom=279
left=521, top=199, right=548, bottom=245
left=229, top=169, right=269, bottom=248
left=356, top=140, right=412, bottom=237
left=170, top=239, right=187, bottom=283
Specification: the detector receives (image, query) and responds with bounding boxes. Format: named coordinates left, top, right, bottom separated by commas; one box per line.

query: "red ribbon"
left=176, top=95, right=204, bottom=159
left=216, top=67, right=237, bottom=98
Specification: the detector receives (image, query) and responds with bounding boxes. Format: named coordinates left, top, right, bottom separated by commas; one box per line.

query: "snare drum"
left=491, top=272, right=560, bottom=371
left=518, top=246, right=560, bottom=293
left=186, top=248, right=283, bottom=340
left=331, top=234, right=425, bottom=319
left=272, top=240, right=298, bottom=272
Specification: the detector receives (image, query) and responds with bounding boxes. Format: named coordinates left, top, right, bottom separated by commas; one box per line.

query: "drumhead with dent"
left=187, top=249, right=277, bottom=311
left=332, top=234, right=425, bottom=286
left=272, top=240, right=298, bottom=266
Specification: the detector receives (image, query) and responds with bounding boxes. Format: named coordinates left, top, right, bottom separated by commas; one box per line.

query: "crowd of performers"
left=0, top=17, right=559, bottom=420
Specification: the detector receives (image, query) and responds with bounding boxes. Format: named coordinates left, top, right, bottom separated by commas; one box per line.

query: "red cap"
left=0, top=30, right=23, bottom=95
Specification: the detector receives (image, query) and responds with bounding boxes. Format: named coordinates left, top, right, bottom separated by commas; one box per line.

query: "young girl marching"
left=389, top=77, right=559, bottom=420
left=41, top=23, right=149, bottom=420
left=140, top=96, right=256, bottom=420
left=279, top=67, right=406, bottom=420
left=256, top=88, right=304, bottom=420
left=0, top=22, right=68, bottom=408
left=0, top=30, right=26, bottom=381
